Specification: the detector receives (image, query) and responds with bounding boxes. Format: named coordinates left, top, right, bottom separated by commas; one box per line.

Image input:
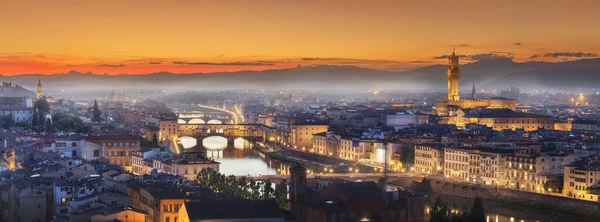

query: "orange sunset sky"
left=0, top=0, right=599, bottom=75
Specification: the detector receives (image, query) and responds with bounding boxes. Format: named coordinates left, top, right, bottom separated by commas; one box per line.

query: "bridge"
left=172, top=123, right=275, bottom=154
left=177, top=113, right=233, bottom=125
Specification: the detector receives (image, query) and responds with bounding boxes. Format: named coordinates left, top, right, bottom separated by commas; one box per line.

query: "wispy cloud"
left=97, top=64, right=125, bottom=67
left=409, top=60, right=433, bottom=63
left=432, top=54, right=468, bottom=59
left=448, top=44, right=471, bottom=47
left=148, top=62, right=162, bottom=65
left=542, top=52, right=598, bottom=58
left=470, top=53, right=513, bottom=61
left=301, top=57, right=319, bottom=60
left=172, top=61, right=275, bottom=66
left=433, top=51, right=513, bottom=61
left=530, top=55, right=539, bottom=59
left=514, top=42, right=522, bottom=46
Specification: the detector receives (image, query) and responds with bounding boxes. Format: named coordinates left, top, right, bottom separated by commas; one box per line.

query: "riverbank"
left=417, top=178, right=600, bottom=221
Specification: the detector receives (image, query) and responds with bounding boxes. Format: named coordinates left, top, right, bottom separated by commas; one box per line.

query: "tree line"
left=196, top=168, right=288, bottom=209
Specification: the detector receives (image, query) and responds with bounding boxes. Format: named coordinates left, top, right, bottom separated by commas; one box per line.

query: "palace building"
left=435, top=50, right=516, bottom=117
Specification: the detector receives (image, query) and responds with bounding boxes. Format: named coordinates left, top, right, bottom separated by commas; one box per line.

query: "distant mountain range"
left=1, top=58, right=599, bottom=91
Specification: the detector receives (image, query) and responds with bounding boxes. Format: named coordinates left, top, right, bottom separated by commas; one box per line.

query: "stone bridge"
left=173, top=123, right=275, bottom=154
left=178, top=123, right=274, bottom=139
left=177, top=113, right=233, bottom=125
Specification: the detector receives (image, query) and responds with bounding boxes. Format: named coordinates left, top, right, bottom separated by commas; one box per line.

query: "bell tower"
left=37, top=79, right=42, bottom=100
left=447, top=49, right=460, bottom=101
left=290, top=165, right=307, bottom=222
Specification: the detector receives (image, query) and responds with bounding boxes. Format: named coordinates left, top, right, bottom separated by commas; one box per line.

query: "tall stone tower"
left=289, top=165, right=307, bottom=222
left=472, top=84, right=476, bottom=100
left=36, top=79, right=42, bottom=100
left=447, top=49, right=460, bottom=101
left=109, top=90, right=117, bottom=105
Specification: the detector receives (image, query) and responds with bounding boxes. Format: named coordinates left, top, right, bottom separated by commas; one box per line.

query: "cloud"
left=470, top=53, right=513, bottom=61
left=301, top=57, right=319, bottom=60
left=514, top=42, right=522, bottom=46
left=97, top=64, right=125, bottom=67
left=448, top=44, right=470, bottom=47
left=148, top=62, right=162, bottom=65
left=530, top=55, right=539, bottom=59
left=172, top=61, right=275, bottom=66
left=409, top=60, right=433, bottom=63
left=434, top=51, right=514, bottom=61
left=490, top=51, right=514, bottom=56
left=542, top=52, right=598, bottom=58
left=432, top=54, right=468, bottom=59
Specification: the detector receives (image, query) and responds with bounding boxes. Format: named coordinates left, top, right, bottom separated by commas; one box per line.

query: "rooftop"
left=184, top=200, right=284, bottom=220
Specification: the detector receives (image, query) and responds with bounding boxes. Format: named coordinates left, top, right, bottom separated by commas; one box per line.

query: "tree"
left=429, top=197, right=467, bottom=222
left=16, top=121, right=31, bottom=129
left=469, top=197, right=485, bottom=222
left=1, top=115, right=14, bottom=129
left=92, top=99, right=101, bottom=122
left=196, top=168, right=287, bottom=209
left=34, top=99, right=50, bottom=113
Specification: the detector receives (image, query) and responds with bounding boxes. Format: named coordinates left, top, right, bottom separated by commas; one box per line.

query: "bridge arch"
left=179, top=136, right=198, bottom=149
left=177, top=119, right=188, bottom=124
left=206, top=119, right=223, bottom=124
left=188, top=118, right=206, bottom=124
left=202, top=136, right=228, bottom=150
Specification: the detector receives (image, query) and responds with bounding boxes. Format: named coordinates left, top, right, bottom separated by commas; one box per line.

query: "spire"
left=452, top=47, right=456, bottom=56
left=472, top=84, right=476, bottom=100
left=36, top=78, right=42, bottom=100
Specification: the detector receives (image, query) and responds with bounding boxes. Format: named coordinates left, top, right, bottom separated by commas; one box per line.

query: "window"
left=71, top=142, right=77, bottom=147
left=93, top=149, right=100, bottom=157
left=166, top=217, right=170, bottom=222
left=60, top=208, right=68, bottom=214
left=61, top=197, right=67, bottom=203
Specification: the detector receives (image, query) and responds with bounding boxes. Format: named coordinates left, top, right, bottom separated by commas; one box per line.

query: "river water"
left=183, top=137, right=593, bottom=222
left=425, top=193, right=592, bottom=222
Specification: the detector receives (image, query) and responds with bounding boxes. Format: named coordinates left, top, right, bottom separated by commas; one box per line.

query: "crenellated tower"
left=447, top=49, right=460, bottom=101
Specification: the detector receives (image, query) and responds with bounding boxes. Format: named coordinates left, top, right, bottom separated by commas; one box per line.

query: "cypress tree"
left=469, top=197, right=485, bottom=222
left=92, top=99, right=101, bottom=122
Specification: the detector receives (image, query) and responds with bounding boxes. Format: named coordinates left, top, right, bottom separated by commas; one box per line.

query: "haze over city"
left=1, top=1, right=600, bottom=222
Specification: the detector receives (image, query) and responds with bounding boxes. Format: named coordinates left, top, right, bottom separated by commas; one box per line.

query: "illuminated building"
left=414, top=143, right=445, bottom=175
left=87, top=135, right=141, bottom=172
left=456, top=108, right=557, bottom=131
left=504, top=144, right=540, bottom=191
left=291, top=121, right=328, bottom=150
left=312, top=132, right=341, bottom=157
left=563, top=155, right=600, bottom=202
left=159, top=117, right=179, bottom=142
left=435, top=50, right=516, bottom=117
left=444, top=147, right=471, bottom=181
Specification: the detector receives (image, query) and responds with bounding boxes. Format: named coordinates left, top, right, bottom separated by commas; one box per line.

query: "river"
left=182, top=136, right=594, bottom=222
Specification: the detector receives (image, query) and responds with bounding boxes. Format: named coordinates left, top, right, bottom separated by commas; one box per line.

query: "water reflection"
left=179, top=136, right=197, bottom=149
left=196, top=137, right=283, bottom=176
left=426, top=193, right=588, bottom=222
left=203, top=136, right=228, bottom=150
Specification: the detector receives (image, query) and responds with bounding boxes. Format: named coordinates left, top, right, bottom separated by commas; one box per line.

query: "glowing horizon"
left=1, top=0, right=599, bottom=75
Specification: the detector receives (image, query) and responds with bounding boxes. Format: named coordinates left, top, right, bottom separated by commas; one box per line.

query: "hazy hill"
left=1, top=58, right=599, bottom=91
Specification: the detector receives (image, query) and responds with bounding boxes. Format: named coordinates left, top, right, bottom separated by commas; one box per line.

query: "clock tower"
left=447, top=49, right=461, bottom=101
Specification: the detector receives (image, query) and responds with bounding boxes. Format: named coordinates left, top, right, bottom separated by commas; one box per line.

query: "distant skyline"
left=0, top=0, right=599, bottom=75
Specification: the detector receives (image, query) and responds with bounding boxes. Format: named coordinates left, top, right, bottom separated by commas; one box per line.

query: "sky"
left=0, top=0, right=599, bottom=75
